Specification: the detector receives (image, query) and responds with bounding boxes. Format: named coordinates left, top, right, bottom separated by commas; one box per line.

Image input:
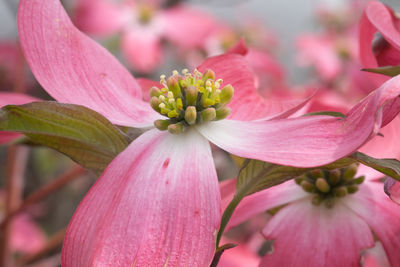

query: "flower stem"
left=0, top=145, right=29, bottom=267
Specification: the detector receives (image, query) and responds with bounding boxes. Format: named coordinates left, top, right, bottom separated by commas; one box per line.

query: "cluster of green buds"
left=150, top=69, right=234, bottom=134
left=295, top=164, right=365, bottom=208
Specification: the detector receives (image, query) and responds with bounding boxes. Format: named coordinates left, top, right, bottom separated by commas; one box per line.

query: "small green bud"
left=328, top=169, right=341, bottom=185
left=301, top=180, right=315, bottom=193
left=167, top=76, right=181, bottom=97
left=353, top=176, right=365, bottom=185
left=202, top=69, right=216, bottom=81
left=294, top=175, right=306, bottom=185
left=347, top=185, right=359, bottom=194
left=150, top=96, right=161, bottom=112
left=149, top=87, right=162, bottom=98
left=343, top=164, right=358, bottom=182
left=185, top=86, right=198, bottom=106
left=200, top=108, right=216, bottom=122
left=185, top=106, right=197, bottom=125
left=333, top=186, right=347, bottom=197
left=168, top=123, right=183, bottom=134
left=216, top=107, right=231, bottom=120
left=311, top=195, right=323, bottom=206
left=154, top=119, right=170, bottom=131
left=219, top=85, right=234, bottom=105
left=167, top=109, right=179, bottom=118
left=316, top=178, right=330, bottom=193
left=310, top=169, right=323, bottom=179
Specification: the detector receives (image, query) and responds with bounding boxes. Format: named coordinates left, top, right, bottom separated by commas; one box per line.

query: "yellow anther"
left=159, top=103, right=166, bottom=109
left=167, top=91, right=174, bottom=99
left=159, top=95, right=165, bottom=101
left=205, top=80, right=212, bottom=87
left=182, top=69, right=189, bottom=75
left=206, top=86, right=212, bottom=92
left=172, top=70, right=179, bottom=76
left=168, top=98, right=175, bottom=104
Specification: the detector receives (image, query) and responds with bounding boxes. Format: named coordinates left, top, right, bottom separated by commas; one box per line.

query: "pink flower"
left=74, top=0, right=216, bottom=73
left=18, top=0, right=400, bottom=265
left=0, top=92, right=38, bottom=144
left=359, top=1, right=400, bottom=84
left=224, top=164, right=400, bottom=266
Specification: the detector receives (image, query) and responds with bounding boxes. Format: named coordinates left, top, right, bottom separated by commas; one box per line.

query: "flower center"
left=137, top=4, right=154, bottom=25
left=150, top=69, right=234, bottom=134
left=295, top=164, right=365, bottom=208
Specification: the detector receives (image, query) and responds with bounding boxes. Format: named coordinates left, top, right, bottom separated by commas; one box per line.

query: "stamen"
left=150, top=68, right=234, bottom=134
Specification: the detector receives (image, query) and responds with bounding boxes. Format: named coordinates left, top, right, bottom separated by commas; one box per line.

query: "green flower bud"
left=328, top=169, right=341, bottom=185
left=202, top=69, right=216, bottom=81
left=168, top=123, right=183, bottom=134
left=154, top=119, right=170, bottom=131
left=333, top=186, right=347, bottom=197
left=167, top=76, right=181, bottom=98
left=316, top=178, right=330, bottom=193
left=301, top=180, right=315, bottom=193
left=215, top=107, right=231, bottom=120
left=200, top=108, right=216, bottom=122
left=343, top=164, right=358, bottom=182
left=149, top=86, right=162, bottom=98
left=185, top=86, right=198, bottom=106
left=185, top=106, right=197, bottom=125
left=150, top=96, right=161, bottom=112
left=219, top=84, right=234, bottom=105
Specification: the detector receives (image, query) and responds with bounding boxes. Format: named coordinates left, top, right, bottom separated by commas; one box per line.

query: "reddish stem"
left=0, top=145, right=29, bottom=267
left=0, top=165, right=86, bottom=229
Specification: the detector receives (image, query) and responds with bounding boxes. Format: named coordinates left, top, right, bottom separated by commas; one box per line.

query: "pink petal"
left=260, top=199, right=374, bottom=267
left=224, top=180, right=307, bottom=229
left=121, top=28, right=162, bottom=73
left=198, top=54, right=306, bottom=121
left=136, top=78, right=161, bottom=101
left=197, top=74, right=400, bottom=167
left=0, top=92, right=38, bottom=144
left=296, top=34, right=341, bottom=81
left=62, top=129, right=220, bottom=266
left=11, top=214, right=47, bottom=254
left=344, top=181, right=400, bottom=266
left=365, top=2, right=400, bottom=51
left=160, top=6, right=216, bottom=48
left=74, top=0, right=125, bottom=36
left=359, top=1, right=397, bottom=85
left=218, top=239, right=260, bottom=267
left=384, top=178, right=400, bottom=205
left=18, top=0, right=159, bottom=127
left=363, top=242, right=391, bottom=267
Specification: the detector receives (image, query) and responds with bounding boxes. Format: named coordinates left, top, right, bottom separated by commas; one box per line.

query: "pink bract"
left=74, top=0, right=216, bottom=73
left=17, top=0, right=400, bottom=265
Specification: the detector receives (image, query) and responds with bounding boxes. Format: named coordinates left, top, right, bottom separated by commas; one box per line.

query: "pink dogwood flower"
left=224, top=163, right=400, bottom=266
left=74, top=0, right=216, bottom=73
left=359, top=1, right=400, bottom=85
left=18, top=0, right=400, bottom=265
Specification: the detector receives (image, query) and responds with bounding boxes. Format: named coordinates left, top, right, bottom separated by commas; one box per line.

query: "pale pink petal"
left=62, top=129, right=220, bottom=266
left=136, top=78, right=161, bottom=101
left=225, top=180, right=307, bottom=229
left=0, top=92, right=38, bottom=144
left=384, top=178, right=400, bottom=205
left=74, top=0, right=125, bottom=36
left=197, top=74, right=400, bottom=167
left=344, top=181, right=400, bottom=267
left=11, top=214, right=47, bottom=254
left=363, top=242, right=391, bottom=267
left=121, top=28, right=162, bottom=73
left=260, top=199, right=374, bottom=267
left=160, top=6, right=216, bottom=48
left=18, top=0, right=159, bottom=127
left=198, top=54, right=307, bottom=121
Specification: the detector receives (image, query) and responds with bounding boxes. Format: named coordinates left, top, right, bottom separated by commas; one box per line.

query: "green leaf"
left=0, top=101, right=130, bottom=175
left=362, top=65, right=400, bottom=77
left=216, top=152, right=400, bottom=247
left=350, top=152, right=400, bottom=181
left=303, top=111, right=346, bottom=118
